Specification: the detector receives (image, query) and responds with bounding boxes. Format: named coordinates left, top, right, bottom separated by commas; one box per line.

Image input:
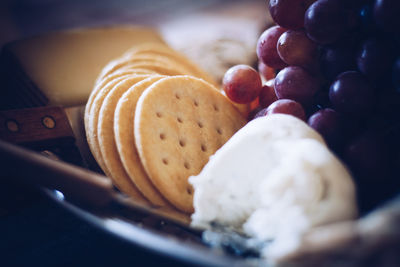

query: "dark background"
left=0, top=0, right=237, bottom=47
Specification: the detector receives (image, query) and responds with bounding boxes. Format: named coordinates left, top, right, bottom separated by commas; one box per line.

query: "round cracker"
left=89, top=75, right=150, bottom=199
left=114, top=75, right=170, bottom=206
left=85, top=75, right=131, bottom=175
left=105, top=61, right=188, bottom=78
left=134, top=75, right=246, bottom=212
left=98, top=54, right=192, bottom=81
left=123, top=43, right=217, bottom=86
left=86, top=74, right=134, bottom=128
left=95, top=68, right=156, bottom=86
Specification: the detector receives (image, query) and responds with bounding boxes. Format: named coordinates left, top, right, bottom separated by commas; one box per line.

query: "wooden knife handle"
left=0, top=106, right=84, bottom=166
left=0, top=106, right=74, bottom=143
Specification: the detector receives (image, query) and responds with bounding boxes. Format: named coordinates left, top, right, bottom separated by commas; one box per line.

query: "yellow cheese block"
left=5, top=26, right=165, bottom=107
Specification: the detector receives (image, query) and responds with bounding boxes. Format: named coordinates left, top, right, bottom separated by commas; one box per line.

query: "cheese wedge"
left=1, top=26, right=164, bottom=107
left=190, top=114, right=357, bottom=258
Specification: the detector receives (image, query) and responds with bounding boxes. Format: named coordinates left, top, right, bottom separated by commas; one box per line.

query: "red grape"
left=258, top=84, right=278, bottom=108
left=268, top=0, right=316, bottom=29
left=274, top=66, right=320, bottom=106
left=329, top=71, right=375, bottom=116
left=277, top=29, right=318, bottom=69
left=257, top=99, right=306, bottom=121
left=222, top=65, right=262, bottom=104
left=256, top=26, right=287, bottom=69
left=258, top=61, right=275, bottom=80
left=304, top=0, right=347, bottom=44
left=308, top=108, right=343, bottom=148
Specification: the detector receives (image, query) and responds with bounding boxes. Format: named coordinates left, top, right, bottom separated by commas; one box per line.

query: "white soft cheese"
left=189, top=114, right=357, bottom=254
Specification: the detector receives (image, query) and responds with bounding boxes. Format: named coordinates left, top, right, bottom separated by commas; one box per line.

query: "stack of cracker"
left=85, top=43, right=246, bottom=213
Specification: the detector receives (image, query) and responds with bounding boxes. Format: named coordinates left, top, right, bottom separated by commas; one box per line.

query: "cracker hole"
left=194, top=100, right=199, bottom=107
left=187, top=187, right=193, bottom=195
left=201, top=144, right=207, bottom=152
left=184, top=162, right=190, bottom=170
left=177, top=117, right=183, bottom=123
left=217, top=128, right=222, bottom=135
left=175, top=93, right=181, bottom=99
left=156, top=112, right=162, bottom=118
left=213, top=104, right=219, bottom=111
left=179, top=139, right=186, bottom=147
left=197, top=122, right=203, bottom=128
left=162, top=158, right=169, bottom=165
left=159, top=133, right=166, bottom=140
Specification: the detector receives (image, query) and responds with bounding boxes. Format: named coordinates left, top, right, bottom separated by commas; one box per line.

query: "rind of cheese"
left=6, top=26, right=164, bottom=107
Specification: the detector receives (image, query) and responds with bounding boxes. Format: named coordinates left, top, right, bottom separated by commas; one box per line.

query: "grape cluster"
left=222, top=0, right=400, bottom=213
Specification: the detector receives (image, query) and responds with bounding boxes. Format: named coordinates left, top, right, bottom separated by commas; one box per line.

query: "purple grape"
left=277, top=29, right=318, bottom=70
left=312, top=89, right=331, bottom=109
left=373, top=0, right=400, bottom=34
left=274, top=66, right=320, bottom=106
left=268, top=0, right=315, bottom=30
left=360, top=4, right=377, bottom=33
left=308, top=108, right=343, bottom=148
left=258, top=61, right=276, bottom=80
left=338, top=0, right=365, bottom=9
left=259, top=84, right=278, bottom=108
left=376, top=90, right=400, bottom=119
left=329, top=71, right=375, bottom=116
left=343, top=6, right=361, bottom=33
left=320, top=41, right=357, bottom=80
left=344, top=131, right=389, bottom=179
left=356, top=37, right=396, bottom=81
left=255, top=99, right=306, bottom=121
left=257, top=26, right=288, bottom=69
left=304, top=0, right=347, bottom=44
left=393, top=58, right=400, bottom=92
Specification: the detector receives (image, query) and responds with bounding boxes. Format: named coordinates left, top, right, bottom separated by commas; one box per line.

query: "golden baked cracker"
left=112, top=62, right=187, bottom=77
left=88, top=75, right=150, bottom=199
left=124, top=42, right=217, bottom=86
left=131, top=52, right=218, bottom=87
left=87, top=70, right=156, bottom=132
left=95, top=68, right=156, bottom=86
left=98, top=54, right=191, bottom=81
left=114, top=75, right=169, bottom=206
left=134, top=76, right=246, bottom=212
left=87, top=75, right=130, bottom=124
left=85, top=75, right=136, bottom=170
left=85, top=75, right=130, bottom=175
